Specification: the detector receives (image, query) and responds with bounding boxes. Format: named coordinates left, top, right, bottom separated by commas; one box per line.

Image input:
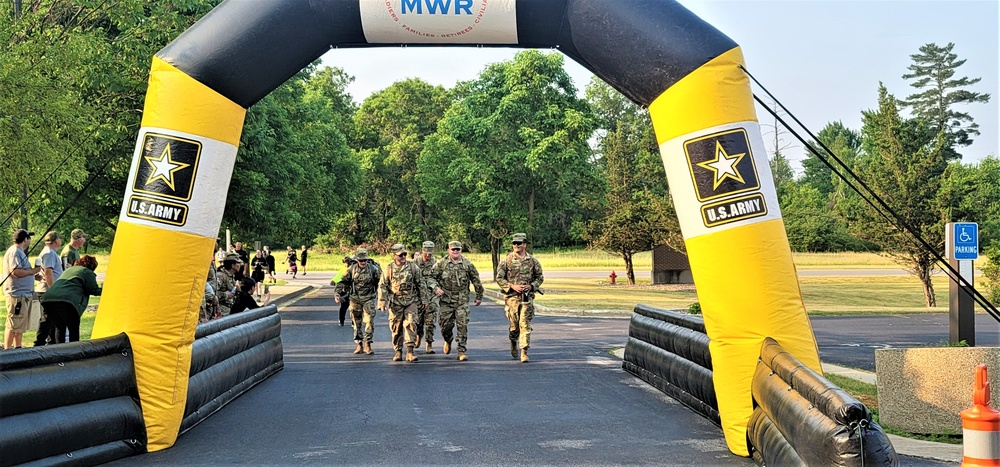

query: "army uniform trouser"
left=504, top=295, right=534, bottom=350
left=438, top=299, right=471, bottom=353
left=417, top=296, right=439, bottom=343
left=350, top=298, right=377, bottom=344
left=387, top=301, right=420, bottom=352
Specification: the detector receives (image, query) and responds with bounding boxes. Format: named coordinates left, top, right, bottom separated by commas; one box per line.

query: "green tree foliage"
left=901, top=42, right=991, bottom=159
left=226, top=65, right=359, bottom=248
left=801, top=121, right=861, bottom=201
left=419, top=50, right=597, bottom=273
left=938, top=156, right=1000, bottom=247
left=769, top=151, right=794, bottom=188
left=346, top=78, right=451, bottom=248
left=842, top=84, right=948, bottom=306
left=579, top=78, right=681, bottom=284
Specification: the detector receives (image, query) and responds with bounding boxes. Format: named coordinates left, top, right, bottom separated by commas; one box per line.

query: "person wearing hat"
left=3, top=229, right=41, bottom=349
left=426, top=241, right=484, bottom=361
left=215, top=252, right=242, bottom=316
left=412, top=240, right=439, bottom=353
left=378, top=244, right=429, bottom=363
left=495, top=233, right=544, bottom=363
left=334, top=248, right=382, bottom=355
left=60, top=229, right=87, bottom=271
left=330, top=255, right=355, bottom=326
left=32, top=231, right=65, bottom=347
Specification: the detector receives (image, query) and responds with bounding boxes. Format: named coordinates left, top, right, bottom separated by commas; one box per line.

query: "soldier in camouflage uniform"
left=215, top=252, right=241, bottom=316
left=335, top=248, right=381, bottom=355
left=378, top=244, right=428, bottom=363
left=412, top=240, right=439, bottom=353
left=495, top=233, right=544, bottom=363
left=199, top=259, right=221, bottom=322
left=426, top=241, right=483, bottom=361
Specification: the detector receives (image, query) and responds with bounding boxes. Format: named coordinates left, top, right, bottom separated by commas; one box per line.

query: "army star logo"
left=684, top=128, right=760, bottom=202
left=132, top=133, right=201, bottom=202
left=697, top=141, right=746, bottom=190
left=144, top=145, right=190, bottom=191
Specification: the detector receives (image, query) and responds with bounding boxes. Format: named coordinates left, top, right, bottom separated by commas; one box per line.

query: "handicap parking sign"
left=951, top=222, right=979, bottom=260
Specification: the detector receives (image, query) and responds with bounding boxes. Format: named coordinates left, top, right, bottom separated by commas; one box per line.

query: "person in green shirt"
left=39, top=255, right=102, bottom=343
left=60, top=228, right=87, bottom=270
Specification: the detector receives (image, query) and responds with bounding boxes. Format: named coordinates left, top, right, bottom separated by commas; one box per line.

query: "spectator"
left=251, top=250, right=267, bottom=298
left=39, top=255, right=102, bottom=343
left=3, top=230, right=41, bottom=349
left=200, top=256, right=221, bottom=323
left=216, top=252, right=241, bottom=316
left=232, top=242, right=249, bottom=281
left=33, top=231, right=64, bottom=346
left=300, top=245, right=309, bottom=276
left=60, top=228, right=87, bottom=271
left=263, top=246, right=276, bottom=284
left=284, top=246, right=298, bottom=278
left=231, top=277, right=270, bottom=314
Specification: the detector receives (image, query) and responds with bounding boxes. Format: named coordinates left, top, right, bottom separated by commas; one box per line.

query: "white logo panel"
left=360, top=0, right=517, bottom=44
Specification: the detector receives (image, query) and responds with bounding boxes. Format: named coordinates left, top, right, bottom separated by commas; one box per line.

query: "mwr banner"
left=360, top=0, right=517, bottom=43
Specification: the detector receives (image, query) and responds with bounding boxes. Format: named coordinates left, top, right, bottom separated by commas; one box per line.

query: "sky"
left=320, top=1, right=999, bottom=173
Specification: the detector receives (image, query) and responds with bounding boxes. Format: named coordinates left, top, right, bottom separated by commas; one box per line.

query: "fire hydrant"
left=609, top=270, right=617, bottom=285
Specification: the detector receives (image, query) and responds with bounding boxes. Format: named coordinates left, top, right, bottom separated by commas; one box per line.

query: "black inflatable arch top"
left=161, top=0, right=736, bottom=108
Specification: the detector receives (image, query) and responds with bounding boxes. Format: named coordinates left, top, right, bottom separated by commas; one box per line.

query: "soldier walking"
left=378, top=244, right=428, bottom=363
left=413, top=241, right=439, bottom=353
left=335, top=248, right=381, bottom=355
left=495, top=233, right=544, bottom=363
left=427, top=241, right=483, bottom=361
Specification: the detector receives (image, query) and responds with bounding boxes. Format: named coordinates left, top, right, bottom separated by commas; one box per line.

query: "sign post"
left=946, top=222, right=978, bottom=346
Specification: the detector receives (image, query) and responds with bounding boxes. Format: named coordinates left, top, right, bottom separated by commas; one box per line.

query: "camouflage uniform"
left=216, top=264, right=238, bottom=317
left=379, top=244, right=428, bottom=361
left=413, top=241, right=439, bottom=348
left=200, top=263, right=221, bottom=322
left=495, top=233, right=544, bottom=359
left=335, top=248, right=381, bottom=351
left=427, top=244, right=483, bottom=355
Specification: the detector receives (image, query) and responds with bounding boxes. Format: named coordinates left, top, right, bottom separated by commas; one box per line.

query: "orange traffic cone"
left=961, top=365, right=1000, bottom=466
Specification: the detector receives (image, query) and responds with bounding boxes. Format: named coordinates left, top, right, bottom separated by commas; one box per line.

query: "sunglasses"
left=512, top=241, right=524, bottom=246
left=450, top=248, right=461, bottom=251
left=395, top=252, right=407, bottom=257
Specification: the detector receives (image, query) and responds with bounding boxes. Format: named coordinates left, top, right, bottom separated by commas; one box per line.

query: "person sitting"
left=231, top=277, right=270, bottom=314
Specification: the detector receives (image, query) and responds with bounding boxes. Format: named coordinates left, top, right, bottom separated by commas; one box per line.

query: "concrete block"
left=875, top=347, right=1000, bottom=434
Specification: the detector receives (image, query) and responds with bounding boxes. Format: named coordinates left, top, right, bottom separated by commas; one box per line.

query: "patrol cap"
left=70, top=228, right=88, bottom=240
left=512, top=233, right=527, bottom=243
left=225, top=252, right=243, bottom=263
left=355, top=248, right=369, bottom=261
left=13, top=229, right=34, bottom=243
left=448, top=241, right=462, bottom=250
left=44, top=231, right=60, bottom=243
left=422, top=241, right=435, bottom=251
left=391, top=243, right=407, bottom=255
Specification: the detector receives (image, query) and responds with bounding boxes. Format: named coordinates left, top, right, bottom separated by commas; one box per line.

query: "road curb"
left=271, top=284, right=316, bottom=308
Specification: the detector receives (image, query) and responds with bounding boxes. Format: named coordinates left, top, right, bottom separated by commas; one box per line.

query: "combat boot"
left=520, top=348, right=529, bottom=363
left=353, top=343, right=363, bottom=355
left=510, top=340, right=518, bottom=359
left=458, top=352, right=467, bottom=362
left=425, top=342, right=435, bottom=354
left=392, top=350, right=402, bottom=362
left=443, top=341, right=451, bottom=355
left=364, top=342, right=374, bottom=355
left=406, top=346, right=419, bottom=362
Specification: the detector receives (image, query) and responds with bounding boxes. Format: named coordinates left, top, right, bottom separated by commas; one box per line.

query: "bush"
left=982, top=244, right=1000, bottom=305
left=688, top=302, right=701, bottom=314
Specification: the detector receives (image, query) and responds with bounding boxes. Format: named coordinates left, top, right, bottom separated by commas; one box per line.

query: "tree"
left=800, top=121, right=861, bottom=201
left=901, top=42, right=991, bottom=160
left=769, top=151, right=794, bottom=188
left=579, top=78, right=681, bottom=284
left=841, top=84, right=948, bottom=306
left=419, top=50, right=597, bottom=274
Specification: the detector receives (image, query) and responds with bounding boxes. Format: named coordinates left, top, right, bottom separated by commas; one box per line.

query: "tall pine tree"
left=901, top=42, right=990, bottom=160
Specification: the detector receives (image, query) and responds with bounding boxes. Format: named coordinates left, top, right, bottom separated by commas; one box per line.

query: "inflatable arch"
left=93, top=0, right=821, bottom=456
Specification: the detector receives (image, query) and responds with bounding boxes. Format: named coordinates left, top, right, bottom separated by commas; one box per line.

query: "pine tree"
left=901, top=42, right=991, bottom=159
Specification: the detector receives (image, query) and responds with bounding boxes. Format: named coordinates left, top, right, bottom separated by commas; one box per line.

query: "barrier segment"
left=962, top=365, right=1000, bottom=466
left=92, top=57, right=246, bottom=451
left=648, top=46, right=821, bottom=455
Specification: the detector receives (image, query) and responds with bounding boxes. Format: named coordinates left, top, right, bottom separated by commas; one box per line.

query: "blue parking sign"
left=952, top=222, right=979, bottom=260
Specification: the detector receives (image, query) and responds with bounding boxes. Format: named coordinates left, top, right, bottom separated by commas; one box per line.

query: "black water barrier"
left=749, top=337, right=898, bottom=466
left=180, top=305, right=283, bottom=434
left=0, top=334, right=146, bottom=466
left=622, top=304, right=719, bottom=425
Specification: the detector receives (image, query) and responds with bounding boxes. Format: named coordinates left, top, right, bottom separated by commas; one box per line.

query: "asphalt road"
left=109, top=287, right=953, bottom=466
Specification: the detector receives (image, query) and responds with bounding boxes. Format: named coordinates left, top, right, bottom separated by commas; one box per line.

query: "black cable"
left=743, top=66, right=999, bottom=322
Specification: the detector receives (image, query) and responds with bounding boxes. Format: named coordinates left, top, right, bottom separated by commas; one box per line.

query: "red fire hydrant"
left=961, top=364, right=1000, bottom=466
left=609, top=270, right=617, bottom=285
